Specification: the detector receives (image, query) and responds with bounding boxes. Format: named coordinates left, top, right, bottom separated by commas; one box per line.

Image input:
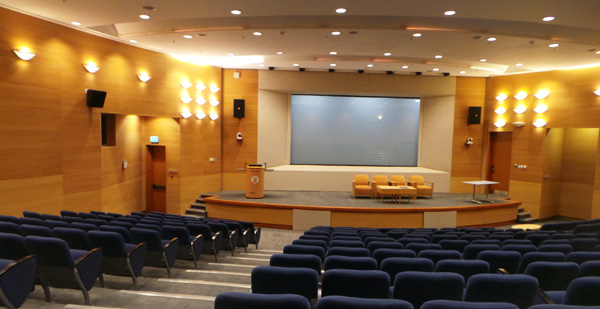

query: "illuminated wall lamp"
left=181, top=109, right=192, bottom=119
left=594, top=88, right=600, bottom=96
left=533, top=119, right=547, bottom=127
left=196, top=82, right=206, bottom=91
left=195, top=111, right=206, bottom=119
left=494, top=119, right=506, bottom=128
left=514, top=91, right=528, bottom=100
left=209, top=85, right=220, bottom=93
left=180, top=79, right=192, bottom=88
left=494, top=106, right=507, bottom=114
left=512, top=122, right=526, bottom=127
left=495, top=93, right=508, bottom=101
left=137, top=73, right=151, bottom=82
left=13, top=48, right=36, bottom=60
left=196, top=97, right=207, bottom=105
left=534, top=89, right=550, bottom=99
left=534, top=104, right=548, bottom=113
left=209, top=98, right=220, bottom=106
left=83, top=61, right=100, bottom=73
left=514, top=104, right=527, bottom=114
left=180, top=95, right=192, bottom=104
left=209, top=112, right=219, bottom=120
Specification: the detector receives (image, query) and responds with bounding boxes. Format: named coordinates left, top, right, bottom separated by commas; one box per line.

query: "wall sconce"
left=533, top=119, right=547, bottom=127
left=180, top=79, right=192, bottom=88
left=534, top=104, right=548, bottom=113
left=13, top=48, right=36, bottom=61
left=137, top=72, right=151, bottom=82
left=534, top=89, right=550, bottom=99
left=181, top=109, right=192, bottom=119
left=494, top=106, right=507, bottom=114
left=83, top=61, right=100, bottom=73
left=512, top=121, right=526, bottom=127
left=180, top=94, right=192, bottom=104
left=196, top=82, right=206, bottom=91
left=495, top=93, right=508, bottom=101
left=494, top=118, right=506, bottom=128
left=195, top=111, right=206, bottom=119
left=196, top=97, right=207, bottom=105
left=514, top=91, right=528, bottom=100
left=594, top=88, right=600, bottom=96
left=209, top=112, right=219, bottom=120
left=514, top=104, right=527, bottom=114
left=209, top=98, right=220, bottom=106
left=209, top=84, right=220, bottom=93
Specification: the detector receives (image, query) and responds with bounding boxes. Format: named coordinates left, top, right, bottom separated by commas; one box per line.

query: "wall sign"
left=150, top=136, right=159, bottom=144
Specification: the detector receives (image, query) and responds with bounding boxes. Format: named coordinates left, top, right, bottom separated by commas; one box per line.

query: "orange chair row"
left=352, top=175, right=434, bottom=199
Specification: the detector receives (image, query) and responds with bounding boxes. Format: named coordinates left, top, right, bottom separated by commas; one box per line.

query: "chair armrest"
left=74, top=247, right=102, bottom=265
left=163, top=237, right=178, bottom=250
left=536, top=289, right=555, bottom=304
left=191, top=234, right=204, bottom=246
left=212, top=231, right=221, bottom=241
left=497, top=268, right=509, bottom=275
left=389, top=181, right=398, bottom=186
left=407, top=181, right=418, bottom=188
left=127, top=242, right=148, bottom=258
left=242, top=228, right=251, bottom=237
left=229, top=230, right=238, bottom=239
left=425, top=181, right=434, bottom=186
left=0, top=255, right=36, bottom=276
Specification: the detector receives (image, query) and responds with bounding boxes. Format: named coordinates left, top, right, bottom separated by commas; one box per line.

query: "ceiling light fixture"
left=336, top=8, right=347, bottom=14
left=196, top=82, right=206, bottom=91
left=384, top=52, right=391, bottom=56
left=516, top=63, right=523, bottom=66
left=83, top=61, right=100, bottom=73
left=433, top=68, right=439, bottom=71
left=276, top=51, right=284, bottom=55
left=196, top=97, right=207, bottom=105
left=209, top=84, right=220, bottom=93
left=139, top=14, right=150, bottom=20
left=402, top=65, right=408, bottom=69
left=181, top=94, right=192, bottom=104
left=293, top=63, right=300, bottom=67
left=593, top=88, right=600, bottom=96
left=183, top=34, right=193, bottom=39
left=487, top=37, right=497, bottom=42
left=231, top=9, right=242, bottom=15
left=71, top=21, right=82, bottom=26
left=181, top=109, right=192, bottom=119
left=253, top=31, right=262, bottom=36
left=549, top=43, right=559, bottom=48
left=459, top=71, right=466, bottom=74
left=413, top=33, right=422, bottom=37
left=13, top=48, right=35, bottom=61
left=542, top=16, right=555, bottom=22
left=435, top=55, right=443, bottom=59
left=129, top=39, right=138, bottom=43
left=209, top=98, right=220, bottom=106
left=180, top=79, right=192, bottom=88
left=330, top=63, right=336, bottom=67
left=331, top=31, right=341, bottom=36
left=534, top=89, right=550, bottom=99
left=137, top=72, right=151, bottom=82
left=227, top=53, right=235, bottom=56
left=330, top=51, right=337, bottom=55
left=480, top=59, right=487, bottom=62
left=444, top=10, right=456, bottom=16
left=367, top=64, right=374, bottom=68
left=514, top=91, right=528, bottom=100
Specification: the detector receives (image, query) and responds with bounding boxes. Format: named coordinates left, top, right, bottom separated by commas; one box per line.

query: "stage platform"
left=204, top=190, right=521, bottom=230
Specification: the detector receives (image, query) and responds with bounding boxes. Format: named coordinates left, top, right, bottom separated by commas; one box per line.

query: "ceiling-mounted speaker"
left=86, top=89, right=106, bottom=108
left=299, top=68, right=305, bottom=72
left=415, top=72, right=422, bottom=76
left=443, top=72, right=450, bottom=76
left=358, top=69, right=364, bottom=74
left=386, top=71, right=394, bottom=75
left=268, top=66, right=275, bottom=70
left=328, top=69, right=335, bottom=73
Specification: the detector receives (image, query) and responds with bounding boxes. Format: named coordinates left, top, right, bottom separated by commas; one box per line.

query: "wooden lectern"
left=236, top=163, right=274, bottom=199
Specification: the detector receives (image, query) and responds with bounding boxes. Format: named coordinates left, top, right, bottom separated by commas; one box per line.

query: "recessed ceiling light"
left=402, top=65, right=408, bottom=69
left=384, top=52, right=392, bottom=56
left=71, top=21, right=82, bottom=26
left=433, top=68, right=440, bottom=71
left=596, top=51, right=600, bottom=55
left=330, top=63, right=336, bottom=67
left=487, top=37, right=497, bottom=42
left=542, top=16, right=555, bottom=22
left=459, top=71, right=466, bottom=74
left=183, top=35, right=193, bottom=39
left=129, top=39, right=138, bottom=43
left=549, top=43, right=559, bottom=48
left=367, top=64, right=374, bottom=68
left=293, top=63, right=300, bottom=67
left=444, top=10, right=456, bottom=16
left=139, top=14, right=151, bottom=20
left=435, top=55, right=443, bottom=59
left=336, top=8, right=347, bottom=14
left=330, top=51, right=337, bottom=55
left=253, top=31, right=262, bottom=36
left=331, top=31, right=341, bottom=36
left=227, top=53, right=235, bottom=56
left=516, top=63, right=523, bottom=66
left=276, top=51, right=284, bottom=55
left=480, top=59, right=487, bottom=62
left=413, top=33, right=422, bottom=38
left=231, top=9, right=242, bottom=15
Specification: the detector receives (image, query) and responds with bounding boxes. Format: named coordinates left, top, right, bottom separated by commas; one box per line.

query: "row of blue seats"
left=542, top=219, right=600, bottom=233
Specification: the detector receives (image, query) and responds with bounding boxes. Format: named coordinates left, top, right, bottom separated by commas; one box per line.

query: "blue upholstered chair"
left=292, top=239, right=328, bottom=251
left=299, top=234, right=330, bottom=244
left=462, top=244, right=500, bottom=260
left=19, top=224, right=52, bottom=237
left=223, top=221, right=251, bottom=253
left=162, top=225, right=203, bottom=268
left=438, top=240, right=469, bottom=253
left=324, top=256, right=377, bottom=271
left=393, top=271, right=464, bottom=308
left=471, top=239, right=502, bottom=246
left=434, top=259, right=490, bottom=282
left=405, top=243, right=442, bottom=255
left=78, top=212, right=98, bottom=220
left=0, top=255, right=37, bottom=309
left=518, top=252, right=566, bottom=273
left=524, top=261, right=579, bottom=292
left=558, top=277, right=600, bottom=306
left=24, top=236, right=102, bottom=305
left=367, top=241, right=404, bottom=254
left=99, top=225, right=133, bottom=244
left=237, top=220, right=261, bottom=249
left=372, top=249, right=416, bottom=268
left=130, top=228, right=178, bottom=277
left=316, top=295, right=413, bottom=309
left=251, top=266, right=319, bottom=302
left=565, top=251, right=600, bottom=265
left=329, top=240, right=366, bottom=248
left=321, top=269, right=390, bottom=299
left=116, top=216, right=139, bottom=225
left=22, top=211, right=42, bottom=220
left=380, top=257, right=434, bottom=286
left=578, top=260, right=600, bottom=277
left=327, top=247, right=370, bottom=258
left=430, top=234, right=459, bottom=244
left=43, top=220, right=69, bottom=229
left=569, top=238, right=599, bottom=252
left=502, top=244, right=537, bottom=256
left=477, top=250, right=521, bottom=274
left=464, top=274, right=538, bottom=309
left=87, top=230, right=147, bottom=286
left=502, top=239, right=533, bottom=246
left=398, top=238, right=428, bottom=246
left=62, top=216, right=85, bottom=224
left=0, top=222, right=20, bottom=235
left=186, top=223, right=221, bottom=262
left=270, top=253, right=322, bottom=275
left=421, top=300, right=518, bottom=309
left=17, top=217, right=45, bottom=227
left=84, top=218, right=108, bottom=228
left=52, top=227, right=91, bottom=250
left=418, top=249, right=461, bottom=265
left=537, top=244, right=573, bottom=255
left=0, top=215, right=19, bottom=224
left=283, top=245, right=326, bottom=263
left=69, top=222, right=98, bottom=232
left=215, top=292, right=310, bottom=309
left=0, top=233, right=29, bottom=261
left=60, top=210, right=78, bottom=218
left=526, top=234, right=552, bottom=247
left=208, top=222, right=238, bottom=256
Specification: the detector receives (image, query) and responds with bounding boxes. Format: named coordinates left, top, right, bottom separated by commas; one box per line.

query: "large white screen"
left=291, top=95, right=420, bottom=166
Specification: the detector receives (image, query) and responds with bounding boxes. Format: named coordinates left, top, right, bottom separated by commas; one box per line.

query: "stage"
left=204, top=190, right=521, bottom=230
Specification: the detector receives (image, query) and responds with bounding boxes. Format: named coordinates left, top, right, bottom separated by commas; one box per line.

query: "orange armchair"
left=352, top=175, right=375, bottom=198
left=390, top=175, right=406, bottom=186
left=408, top=175, right=434, bottom=198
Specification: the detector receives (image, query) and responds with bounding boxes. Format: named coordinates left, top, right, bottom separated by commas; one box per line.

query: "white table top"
left=462, top=180, right=499, bottom=185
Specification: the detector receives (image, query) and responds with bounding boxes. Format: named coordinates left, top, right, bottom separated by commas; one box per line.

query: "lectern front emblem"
left=251, top=176, right=260, bottom=184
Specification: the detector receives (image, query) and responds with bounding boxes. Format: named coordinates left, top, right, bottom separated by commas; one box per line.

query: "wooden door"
left=146, top=145, right=166, bottom=214
left=488, top=132, right=512, bottom=192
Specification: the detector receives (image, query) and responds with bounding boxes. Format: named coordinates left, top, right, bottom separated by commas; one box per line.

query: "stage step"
left=516, top=217, right=539, bottom=224
left=185, top=194, right=214, bottom=218
left=517, top=212, right=531, bottom=220
left=185, top=208, right=206, bottom=217
left=515, top=206, right=538, bottom=224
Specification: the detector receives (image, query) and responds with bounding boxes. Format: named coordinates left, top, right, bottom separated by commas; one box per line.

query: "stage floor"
left=208, top=190, right=512, bottom=208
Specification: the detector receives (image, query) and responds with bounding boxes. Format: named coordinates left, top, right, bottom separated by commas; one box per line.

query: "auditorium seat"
left=251, top=266, right=319, bottom=303
left=545, top=277, right=600, bottom=306
left=462, top=244, right=500, bottom=260
left=99, top=225, right=133, bottom=244
left=565, top=251, right=600, bottom=265
left=41, top=214, right=62, bottom=221
left=52, top=227, right=91, bottom=250
left=186, top=223, right=222, bottom=262
left=418, top=250, right=461, bottom=265
left=518, top=252, right=566, bottom=273
left=421, top=300, right=518, bottom=309
left=0, top=233, right=29, bottom=260
left=477, top=250, right=521, bottom=274
left=321, top=269, right=390, bottom=299
left=215, top=292, right=310, bottom=309
left=270, top=253, right=322, bottom=275
left=352, top=175, right=375, bottom=198
left=70, top=222, right=98, bottom=232
left=62, top=216, right=85, bottom=224
left=372, top=249, right=416, bottom=268
left=324, top=256, right=377, bottom=271
left=19, top=224, right=52, bottom=237
left=367, top=241, right=404, bottom=253
left=223, top=221, right=251, bottom=253
left=162, top=225, right=204, bottom=268
left=283, top=245, right=326, bottom=263
left=238, top=220, right=261, bottom=249
left=130, top=228, right=178, bottom=277
left=569, top=238, right=598, bottom=252
left=316, top=295, right=413, bottom=309
left=464, top=274, right=538, bottom=309
left=408, top=175, right=434, bottom=198
left=327, top=247, right=370, bottom=258
left=438, top=240, right=469, bottom=253
left=525, top=261, right=579, bottom=295
left=0, top=222, right=20, bottom=235
left=44, top=220, right=69, bottom=229
left=501, top=244, right=537, bottom=256
left=292, top=239, right=328, bottom=251
left=537, top=244, right=573, bottom=255
left=329, top=240, right=365, bottom=248
left=0, top=255, right=37, bottom=309
left=380, top=257, right=434, bottom=286
left=17, top=217, right=45, bottom=227
left=434, top=259, right=490, bottom=282
left=22, top=211, right=42, bottom=220
left=405, top=243, right=442, bottom=255
left=578, top=260, right=600, bottom=277
left=393, top=271, right=464, bottom=308
left=430, top=234, right=459, bottom=244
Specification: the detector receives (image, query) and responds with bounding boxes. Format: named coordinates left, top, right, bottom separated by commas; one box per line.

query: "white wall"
left=420, top=96, right=455, bottom=172
left=257, top=90, right=289, bottom=166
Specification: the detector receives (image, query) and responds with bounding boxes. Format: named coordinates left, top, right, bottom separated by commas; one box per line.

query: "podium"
left=236, top=163, right=274, bottom=199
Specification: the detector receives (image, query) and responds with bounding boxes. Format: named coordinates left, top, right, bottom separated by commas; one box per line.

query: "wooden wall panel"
left=540, top=128, right=563, bottom=218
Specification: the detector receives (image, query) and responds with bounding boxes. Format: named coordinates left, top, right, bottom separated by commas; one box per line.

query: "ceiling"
left=2, top=0, right=600, bottom=77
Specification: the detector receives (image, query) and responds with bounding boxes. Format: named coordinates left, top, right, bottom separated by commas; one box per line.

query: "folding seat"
left=565, top=251, right=600, bottom=265
left=464, top=274, right=538, bottom=309
left=324, top=256, right=377, bottom=271
left=329, top=240, right=365, bottom=248
left=518, top=251, right=565, bottom=273
left=462, top=244, right=500, bottom=260
left=524, top=234, right=551, bottom=247
left=22, top=211, right=42, bottom=219
left=327, top=247, right=370, bottom=258
left=367, top=241, right=404, bottom=254
left=525, top=261, right=579, bottom=296
left=62, top=216, right=85, bottom=224
left=372, top=248, right=416, bottom=268
left=402, top=234, right=430, bottom=241
left=41, top=214, right=62, bottom=221
left=540, top=239, right=570, bottom=246
left=284, top=245, right=326, bottom=263
left=471, top=239, right=502, bottom=246
left=0, top=215, right=19, bottom=225
left=385, top=231, right=407, bottom=240
left=502, top=244, right=537, bottom=256
left=331, top=236, right=362, bottom=242
left=109, top=220, right=134, bottom=229
left=421, top=300, right=518, bottom=309
left=0, top=222, right=20, bottom=235
left=251, top=266, right=319, bottom=303
left=546, top=277, right=600, bottom=306
left=0, top=233, right=29, bottom=260
left=17, top=217, right=45, bottom=227
left=359, top=232, right=387, bottom=239
left=398, top=238, right=428, bottom=246
left=502, top=239, right=533, bottom=246
left=569, top=238, right=598, bottom=252
left=430, top=234, right=459, bottom=244
left=477, top=250, right=521, bottom=274
left=438, top=239, right=469, bottom=253
left=24, top=236, right=102, bottom=305
left=444, top=231, right=466, bottom=237
left=578, top=260, right=600, bottom=277
left=468, top=232, right=491, bottom=237
left=321, top=269, right=390, bottom=299
left=292, top=239, right=328, bottom=251
left=130, top=228, right=178, bottom=277
left=462, top=228, right=484, bottom=234
left=106, top=212, right=123, bottom=219
left=380, top=257, right=434, bottom=286
left=87, top=230, right=147, bottom=286
left=84, top=218, right=108, bottom=228
left=460, top=234, right=486, bottom=242
left=571, top=232, right=597, bottom=239
left=238, top=220, right=261, bottom=249
left=187, top=223, right=221, bottom=262
left=333, top=231, right=360, bottom=238
left=135, top=223, right=163, bottom=237
left=78, top=212, right=98, bottom=220
left=316, top=295, right=413, bottom=309
left=270, top=253, right=322, bottom=275
left=0, top=255, right=37, bottom=309
left=550, top=233, right=574, bottom=240
left=377, top=227, right=395, bottom=234
left=208, top=222, right=238, bottom=256
left=364, top=237, right=395, bottom=246
left=223, top=221, right=252, bottom=253
left=513, top=231, right=536, bottom=239
left=162, top=225, right=203, bottom=268
left=573, top=224, right=594, bottom=234
left=537, top=244, right=573, bottom=255
left=99, top=225, right=133, bottom=243
left=393, top=271, right=464, bottom=308
left=130, top=211, right=146, bottom=218
left=70, top=222, right=99, bottom=232
left=90, top=211, right=106, bottom=216
left=44, top=220, right=69, bottom=229
left=19, top=224, right=52, bottom=237
left=434, top=259, right=490, bottom=282
left=215, top=292, right=310, bottom=309
left=117, top=216, right=139, bottom=225
left=304, top=230, right=331, bottom=237
left=418, top=250, right=461, bottom=265
left=139, top=218, right=162, bottom=226
left=405, top=243, right=441, bottom=255
left=97, top=215, right=115, bottom=222
left=488, top=234, right=514, bottom=242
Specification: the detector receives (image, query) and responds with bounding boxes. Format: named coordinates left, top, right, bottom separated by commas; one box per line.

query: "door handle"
left=491, top=165, right=495, bottom=173
left=152, top=184, right=166, bottom=189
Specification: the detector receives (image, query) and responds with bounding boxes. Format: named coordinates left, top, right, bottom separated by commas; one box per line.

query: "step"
left=517, top=212, right=531, bottom=220
left=185, top=209, right=206, bottom=217
left=191, top=203, right=206, bottom=210
left=518, top=208, right=525, bottom=213
left=200, top=194, right=215, bottom=199
left=195, top=198, right=206, bottom=204
left=516, top=217, right=539, bottom=224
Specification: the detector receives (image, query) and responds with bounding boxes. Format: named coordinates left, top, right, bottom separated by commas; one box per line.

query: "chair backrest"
left=380, top=257, right=434, bottom=285
left=62, top=216, right=85, bottom=224
left=329, top=240, right=365, bottom=248
left=327, top=247, right=370, bottom=258
left=434, top=259, right=490, bottom=282
left=186, top=223, right=213, bottom=237
left=464, top=274, right=538, bottom=309
left=372, top=175, right=388, bottom=185
left=52, top=227, right=90, bottom=250
left=524, top=261, right=579, bottom=291
left=70, top=222, right=99, bottom=232
left=270, top=253, right=322, bottom=275
left=18, top=217, right=45, bottom=226
left=321, top=269, right=390, bottom=299
left=283, top=245, right=326, bottom=262
left=251, top=266, right=319, bottom=301
left=405, top=243, right=441, bottom=255
left=462, top=244, right=500, bottom=260
left=409, top=175, right=424, bottom=185
left=438, top=240, right=469, bottom=252
left=421, top=300, right=518, bottom=309
left=565, top=251, right=600, bottom=265
left=78, top=212, right=98, bottom=220
left=0, top=233, right=29, bottom=260
left=537, top=244, right=573, bottom=255
left=372, top=248, right=416, bottom=268
left=471, top=239, right=502, bottom=245
left=130, top=228, right=163, bottom=251
left=0, top=222, right=21, bottom=235
left=100, top=225, right=133, bottom=243
left=519, top=251, right=566, bottom=273
left=300, top=235, right=330, bottom=244
left=354, top=175, right=369, bottom=185
left=324, top=256, right=377, bottom=271
left=110, top=220, right=134, bottom=229
left=292, top=239, right=328, bottom=251
left=562, top=277, right=600, bottom=306
left=569, top=238, right=599, bottom=252
left=477, top=250, right=521, bottom=274
left=316, top=295, right=413, bottom=309
left=215, top=292, right=310, bottom=309
left=525, top=234, right=551, bottom=246
left=578, top=260, right=600, bottom=277
left=430, top=235, right=459, bottom=244
left=501, top=244, right=537, bottom=256
left=41, top=214, right=62, bottom=221
left=418, top=250, right=461, bottom=265
left=390, top=175, right=406, bottom=186
left=44, top=220, right=70, bottom=229
left=367, top=241, right=404, bottom=253
left=22, top=211, right=43, bottom=219
left=24, top=236, right=74, bottom=267
left=87, top=230, right=127, bottom=257
left=162, top=225, right=192, bottom=245
left=502, top=240, right=533, bottom=246
left=0, top=215, right=19, bottom=224
left=84, top=218, right=109, bottom=227
left=19, top=224, right=53, bottom=237
left=393, top=271, right=465, bottom=308
left=60, top=210, right=79, bottom=218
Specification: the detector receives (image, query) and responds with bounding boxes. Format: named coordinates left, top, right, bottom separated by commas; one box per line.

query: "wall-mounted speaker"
left=467, top=106, right=482, bottom=125
left=86, top=89, right=107, bottom=108
left=234, top=99, right=245, bottom=118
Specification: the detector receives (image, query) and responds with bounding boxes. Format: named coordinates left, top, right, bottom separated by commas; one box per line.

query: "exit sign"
left=150, top=136, right=159, bottom=143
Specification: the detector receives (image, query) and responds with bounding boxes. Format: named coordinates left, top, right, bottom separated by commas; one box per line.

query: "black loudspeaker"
left=467, top=106, right=482, bottom=125
left=86, top=89, right=107, bottom=108
left=234, top=99, right=245, bottom=118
